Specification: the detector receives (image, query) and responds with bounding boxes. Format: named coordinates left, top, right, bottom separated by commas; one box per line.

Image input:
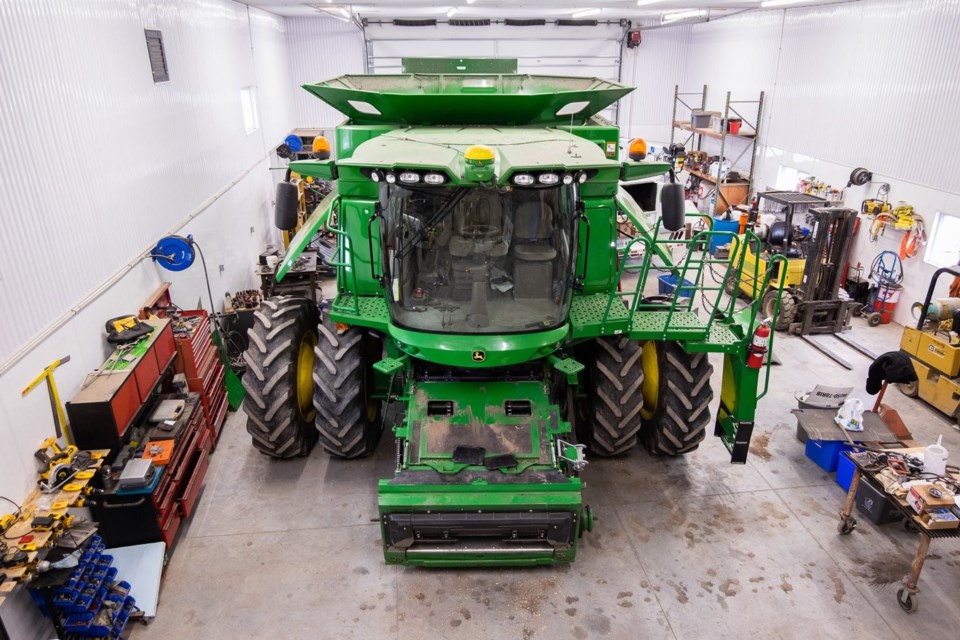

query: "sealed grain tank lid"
left=302, top=73, right=632, bottom=126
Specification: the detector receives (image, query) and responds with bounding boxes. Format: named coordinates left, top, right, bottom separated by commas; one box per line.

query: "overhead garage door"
left=363, top=22, right=627, bottom=122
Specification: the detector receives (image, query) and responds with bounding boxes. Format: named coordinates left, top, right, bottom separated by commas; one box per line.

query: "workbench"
left=837, top=448, right=960, bottom=613
left=0, top=450, right=109, bottom=592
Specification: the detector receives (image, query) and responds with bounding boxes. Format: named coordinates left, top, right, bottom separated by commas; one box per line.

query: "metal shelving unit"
left=669, top=85, right=765, bottom=216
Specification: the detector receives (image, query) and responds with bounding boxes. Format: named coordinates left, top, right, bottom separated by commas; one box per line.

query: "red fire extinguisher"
left=747, top=319, right=772, bottom=369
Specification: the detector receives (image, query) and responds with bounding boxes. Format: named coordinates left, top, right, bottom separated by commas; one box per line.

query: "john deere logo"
left=472, top=350, right=486, bottom=362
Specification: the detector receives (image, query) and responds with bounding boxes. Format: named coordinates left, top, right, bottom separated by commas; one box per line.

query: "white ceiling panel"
left=243, top=0, right=858, bottom=21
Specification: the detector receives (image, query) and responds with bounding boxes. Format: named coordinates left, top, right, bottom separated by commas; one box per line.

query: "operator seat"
left=768, top=221, right=802, bottom=258
left=513, top=202, right=556, bottom=299
left=447, top=202, right=509, bottom=258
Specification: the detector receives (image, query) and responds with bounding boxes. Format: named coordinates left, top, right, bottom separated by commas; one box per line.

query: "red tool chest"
left=91, top=393, right=213, bottom=549
left=172, top=310, right=228, bottom=446
left=67, top=319, right=176, bottom=451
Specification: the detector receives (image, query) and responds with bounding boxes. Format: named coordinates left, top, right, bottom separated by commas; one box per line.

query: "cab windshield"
left=380, top=183, right=577, bottom=334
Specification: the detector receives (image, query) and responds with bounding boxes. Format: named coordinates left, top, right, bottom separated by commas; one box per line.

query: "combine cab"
left=242, top=66, right=782, bottom=567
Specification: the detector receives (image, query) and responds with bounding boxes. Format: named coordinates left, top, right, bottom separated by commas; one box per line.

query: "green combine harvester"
left=242, top=59, right=782, bottom=567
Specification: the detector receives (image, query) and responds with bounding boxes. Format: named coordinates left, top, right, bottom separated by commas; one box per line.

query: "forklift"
left=729, top=199, right=858, bottom=334
left=899, top=266, right=960, bottom=428
left=727, top=191, right=827, bottom=310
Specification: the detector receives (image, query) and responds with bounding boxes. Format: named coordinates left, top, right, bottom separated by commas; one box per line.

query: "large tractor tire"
left=576, top=336, right=645, bottom=456
left=638, top=341, right=713, bottom=455
left=312, top=319, right=384, bottom=458
left=242, top=296, right=320, bottom=458
left=762, top=288, right=798, bottom=331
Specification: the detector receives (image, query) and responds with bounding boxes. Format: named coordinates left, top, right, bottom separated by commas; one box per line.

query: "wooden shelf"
left=685, top=168, right=749, bottom=186
left=673, top=121, right=756, bottom=140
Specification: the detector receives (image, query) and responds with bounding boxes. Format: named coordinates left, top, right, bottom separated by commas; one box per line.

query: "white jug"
left=924, top=436, right=948, bottom=476
left=835, top=398, right=864, bottom=432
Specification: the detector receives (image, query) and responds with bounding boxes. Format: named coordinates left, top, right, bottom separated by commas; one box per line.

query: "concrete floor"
left=133, top=318, right=960, bottom=640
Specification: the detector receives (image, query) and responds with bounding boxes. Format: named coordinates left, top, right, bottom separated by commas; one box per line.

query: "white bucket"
left=924, top=436, right=949, bottom=476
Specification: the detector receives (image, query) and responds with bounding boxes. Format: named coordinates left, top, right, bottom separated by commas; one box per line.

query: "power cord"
left=1, top=495, right=24, bottom=541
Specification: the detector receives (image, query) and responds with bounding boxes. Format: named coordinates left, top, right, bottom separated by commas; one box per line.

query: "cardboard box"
left=918, top=508, right=960, bottom=530
left=907, top=484, right=955, bottom=514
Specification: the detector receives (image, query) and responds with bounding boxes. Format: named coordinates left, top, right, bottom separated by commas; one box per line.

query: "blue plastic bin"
left=657, top=274, right=695, bottom=298
left=710, top=219, right=740, bottom=255
left=805, top=438, right=853, bottom=473
left=836, top=451, right=856, bottom=491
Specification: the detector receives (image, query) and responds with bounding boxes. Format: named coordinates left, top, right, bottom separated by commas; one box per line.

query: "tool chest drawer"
left=178, top=447, right=209, bottom=519
left=161, top=498, right=183, bottom=548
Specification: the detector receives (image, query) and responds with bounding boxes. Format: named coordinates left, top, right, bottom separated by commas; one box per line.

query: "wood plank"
left=672, top=120, right=756, bottom=140
left=686, top=168, right=749, bottom=186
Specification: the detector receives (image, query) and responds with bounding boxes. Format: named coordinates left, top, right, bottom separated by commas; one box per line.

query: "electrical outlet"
left=219, top=264, right=225, bottom=274
left=250, top=226, right=255, bottom=234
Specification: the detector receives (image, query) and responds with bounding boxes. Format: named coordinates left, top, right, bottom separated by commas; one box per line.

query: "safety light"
left=312, top=135, right=331, bottom=160
left=628, top=138, right=648, bottom=161
left=399, top=172, right=420, bottom=184
left=538, top=173, right=559, bottom=185
left=370, top=171, right=381, bottom=183
left=423, top=172, right=446, bottom=185
left=562, top=174, right=574, bottom=185
left=512, top=174, right=535, bottom=186
left=578, top=172, right=588, bottom=184
left=385, top=172, right=397, bottom=184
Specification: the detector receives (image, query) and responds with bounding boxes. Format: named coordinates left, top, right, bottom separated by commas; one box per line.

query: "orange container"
left=142, top=439, right=175, bottom=466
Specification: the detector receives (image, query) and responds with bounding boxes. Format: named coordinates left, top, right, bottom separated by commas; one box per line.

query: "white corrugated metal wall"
left=768, top=0, right=960, bottom=193
left=0, top=0, right=301, bottom=537
left=618, top=24, right=692, bottom=147
left=625, top=0, right=960, bottom=326
left=286, top=16, right=367, bottom=128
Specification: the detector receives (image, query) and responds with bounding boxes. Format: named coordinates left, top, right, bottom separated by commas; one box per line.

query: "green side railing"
left=322, top=198, right=361, bottom=316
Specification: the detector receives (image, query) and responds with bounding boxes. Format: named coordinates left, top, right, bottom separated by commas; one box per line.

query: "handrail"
left=756, top=254, right=790, bottom=401
left=601, top=226, right=745, bottom=340
left=323, top=200, right=361, bottom=316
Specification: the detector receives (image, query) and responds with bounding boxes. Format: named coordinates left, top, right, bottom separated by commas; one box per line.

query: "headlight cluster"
left=369, top=169, right=447, bottom=185
left=511, top=171, right=588, bottom=187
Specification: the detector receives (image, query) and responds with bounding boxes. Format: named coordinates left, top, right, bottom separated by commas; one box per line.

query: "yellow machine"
left=0, top=513, right=16, bottom=533
left=730, top=240, right=806, bottom=301
left=34, top=437, right=83, bottom=492
left=898, top=267, right=960, bottom=427
left=278, top=134, right=333, bottom=249
left=725, top=191, right=830, bottom=330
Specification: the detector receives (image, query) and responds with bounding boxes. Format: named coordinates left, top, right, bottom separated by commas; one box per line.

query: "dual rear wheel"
left=241, top=296, right=382, bottom=459
left=577, top=337, right=714, bottom=457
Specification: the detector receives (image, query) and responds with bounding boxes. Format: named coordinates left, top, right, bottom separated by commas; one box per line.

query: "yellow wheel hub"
left=640, top=340, right=659, bottom=421
left=297, top=333, right=317, bottom=420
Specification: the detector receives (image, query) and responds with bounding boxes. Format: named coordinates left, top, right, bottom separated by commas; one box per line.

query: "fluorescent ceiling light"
left=761, top=0, right=808, bottom=6
left=636, top=0, right=662, bottom=5
left=662, top=9, right=706, bottom=23
left=571, top=8, right=601, bottom=18
left=447, top=7, right=457, bottom=17
left=467, top=0, right=476, bottom=3
left=316, top=6, right=350, bottom=21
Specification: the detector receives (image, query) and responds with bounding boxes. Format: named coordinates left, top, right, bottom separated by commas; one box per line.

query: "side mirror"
left=275, top=182, right=299, bottom=231
left=660, top=182, right=685, bottom=232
